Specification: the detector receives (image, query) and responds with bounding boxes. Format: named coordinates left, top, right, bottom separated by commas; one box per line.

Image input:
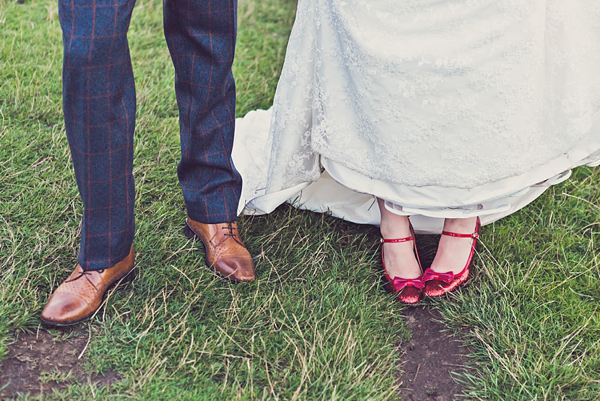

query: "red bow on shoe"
left=392, top=277, right=425, bottom=291
left=422, top=269, right=454, bottom=283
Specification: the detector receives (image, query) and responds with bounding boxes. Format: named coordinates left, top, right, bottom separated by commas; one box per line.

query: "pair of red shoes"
left=380, top=218, right=480, bottom=304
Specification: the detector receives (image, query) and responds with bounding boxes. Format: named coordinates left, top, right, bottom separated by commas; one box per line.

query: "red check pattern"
left=59, top=0, right=241, bottom=270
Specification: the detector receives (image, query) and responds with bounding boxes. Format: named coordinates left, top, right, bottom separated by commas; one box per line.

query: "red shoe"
left=381, top=223, right=424, bottom=304
left=423, top=217, right=481, bottom=297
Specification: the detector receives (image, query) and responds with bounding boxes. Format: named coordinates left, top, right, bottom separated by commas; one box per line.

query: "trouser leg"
left=164, top=0, right=242, bottom=223
left=59, top=0, right=137, bottom=270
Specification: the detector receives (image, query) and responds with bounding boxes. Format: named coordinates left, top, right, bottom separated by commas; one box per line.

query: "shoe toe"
left=397, top=287, right=423, bottom=304
left=215, top=257, right=255, bottom=282
left=424, top=281, right=447, bottom=297
left=41, top=293, right=91, bottom=325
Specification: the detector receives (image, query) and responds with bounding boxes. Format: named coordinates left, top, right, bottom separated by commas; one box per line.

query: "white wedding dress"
left=233, top=0, right=600, bottom=233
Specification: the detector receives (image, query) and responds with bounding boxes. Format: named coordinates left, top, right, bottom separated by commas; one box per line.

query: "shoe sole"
left=183, top=224, right=250, bottom=283
left=40, top=266, right=136, bottom=328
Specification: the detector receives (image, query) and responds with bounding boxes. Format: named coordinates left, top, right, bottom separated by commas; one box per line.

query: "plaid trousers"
left=59, top=0, right=242, bottom=270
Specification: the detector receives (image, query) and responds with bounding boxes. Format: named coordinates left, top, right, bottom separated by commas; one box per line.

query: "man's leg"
left=61, top=0, right=137, bottom=270
left=164, top=0, right=241, bottom=223
left=164, top=0, right=254, bottom=282
left=41, top=0, right=137, bottom=326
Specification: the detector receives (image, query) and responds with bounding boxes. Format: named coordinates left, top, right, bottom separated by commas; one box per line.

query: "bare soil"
left=398, top=306, right=472, bottom=401
left=0, top=310, right=470, bottom=400
left=0, top=327, right=120, bottom=399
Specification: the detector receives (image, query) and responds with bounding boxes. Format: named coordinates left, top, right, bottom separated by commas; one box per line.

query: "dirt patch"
left=0, top=328, right=121, bottom=399
left=398, top=307, right=472, bottom=401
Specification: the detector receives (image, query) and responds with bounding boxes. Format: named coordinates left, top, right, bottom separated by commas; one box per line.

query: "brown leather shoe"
left=40, top=247, right=135, bottom=327
left=184, top=217, right=255, bottom=282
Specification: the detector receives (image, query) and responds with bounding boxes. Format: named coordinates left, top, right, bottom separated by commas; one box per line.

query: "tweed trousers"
left=59, top=0, right=242, bottom=270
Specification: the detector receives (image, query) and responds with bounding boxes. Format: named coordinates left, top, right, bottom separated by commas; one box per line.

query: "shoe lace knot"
left=221, top=222, right=237, bottom=238
left=66, top=269, right=103, bottom=290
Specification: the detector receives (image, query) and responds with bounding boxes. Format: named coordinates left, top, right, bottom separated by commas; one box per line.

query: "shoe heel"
left=121, top=267, right=136, bottom=284
left=115, top=267, right=136, bottom=287
left=105, top=267, right=136, bottom=294
left=183, top=224, right=196, bottom=240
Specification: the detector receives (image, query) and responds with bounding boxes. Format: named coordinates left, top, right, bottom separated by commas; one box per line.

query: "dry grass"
left=1, top=0, right=599, bottom=399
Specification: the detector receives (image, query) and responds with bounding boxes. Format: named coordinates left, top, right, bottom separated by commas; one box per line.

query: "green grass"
left=438, top=169, right=600, bottom=401
left=1, top=0, right=599, bottom=400
left=1, top=0, right=405, bottom=399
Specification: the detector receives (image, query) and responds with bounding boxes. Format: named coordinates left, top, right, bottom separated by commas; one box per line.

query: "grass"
left=1, top=0, right=599, bottom=400
left=439, top=169, right=600, bottom=400
left=1, top=0, right=405, bottom=399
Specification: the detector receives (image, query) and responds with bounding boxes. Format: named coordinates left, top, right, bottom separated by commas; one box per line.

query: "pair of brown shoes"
left=41, top=218, right=254, bottom=327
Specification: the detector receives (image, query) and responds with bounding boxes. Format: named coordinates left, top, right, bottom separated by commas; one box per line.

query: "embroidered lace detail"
left=262, top=0, right=600, bottom=192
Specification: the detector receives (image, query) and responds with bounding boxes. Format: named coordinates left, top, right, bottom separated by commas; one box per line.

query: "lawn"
left=1, top=0, right=599, bottom=400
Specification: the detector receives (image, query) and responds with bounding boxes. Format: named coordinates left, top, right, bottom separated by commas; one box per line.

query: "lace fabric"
left=231, top=0, right=600, bottom=231
left=262, top=0, right=600, bottom=191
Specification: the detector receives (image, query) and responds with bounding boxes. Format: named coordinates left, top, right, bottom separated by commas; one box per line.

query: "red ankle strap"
left=441, top=231, right=479, bottom=239
left=441, top=217, right=481, bottom=239
left=380, top=236, right=414, bottom=243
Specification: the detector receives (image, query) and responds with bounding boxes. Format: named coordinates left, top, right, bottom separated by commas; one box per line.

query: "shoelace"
left=65, top=269, right=104, bottom=290
left=221, top=222, right=237, bottom=238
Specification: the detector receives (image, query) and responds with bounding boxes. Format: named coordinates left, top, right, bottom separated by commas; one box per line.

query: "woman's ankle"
left=431, top=217, right=479, bottom=274
left=443, top=216, right=478, bottom=233
left=377, top=198, right=412, bottom=238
